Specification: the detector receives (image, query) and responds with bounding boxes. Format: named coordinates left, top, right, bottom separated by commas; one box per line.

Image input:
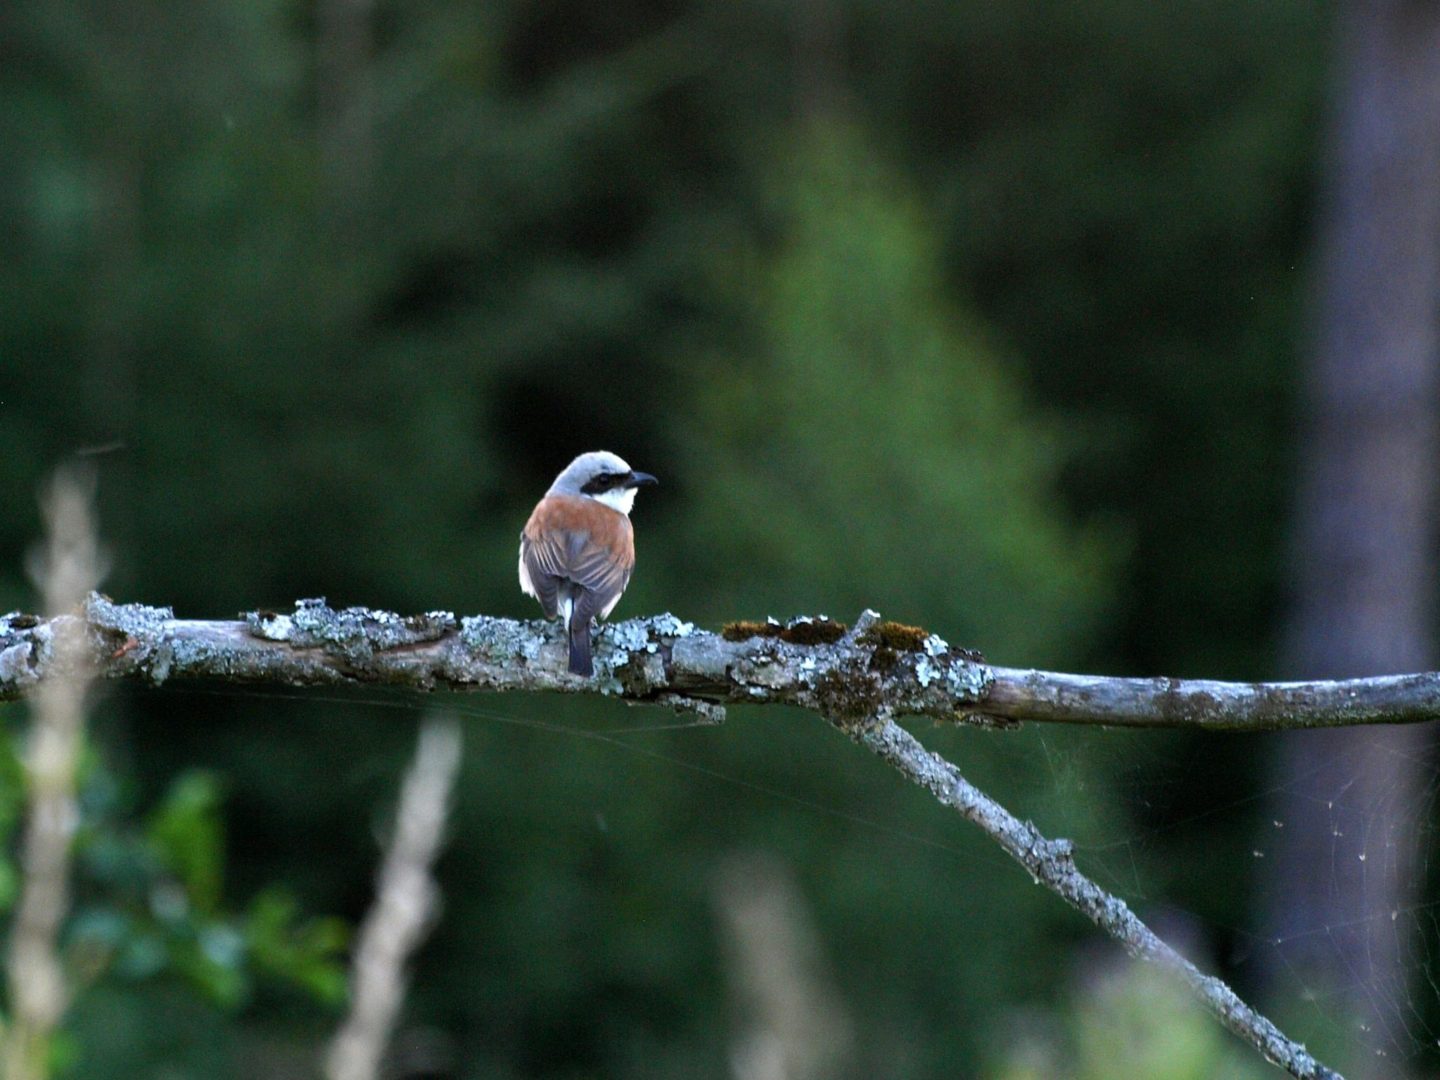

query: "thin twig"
left=324, top=716, right=463, bottom=1080
left=5, top=473, right=104, bottom=1080
left=854, top=718, right=1341, bottom=1080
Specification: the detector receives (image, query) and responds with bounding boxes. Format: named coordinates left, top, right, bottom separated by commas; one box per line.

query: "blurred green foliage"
left=0, top=736, right=346, bottom=1074
left=676, top=121, right=1109, bottom=660
left=993, top=959, right=1271, bottom=1080
left=0, top=0, right=1339, bottom=1075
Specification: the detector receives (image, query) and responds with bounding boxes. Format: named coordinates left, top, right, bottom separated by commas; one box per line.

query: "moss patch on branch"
left=858, top=620, right=930, bottom=651
left=721, top=616, right=848, bottom=645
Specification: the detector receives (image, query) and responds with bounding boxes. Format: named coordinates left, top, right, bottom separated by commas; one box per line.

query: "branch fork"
left=1, top=592, right=1400, bottom=1079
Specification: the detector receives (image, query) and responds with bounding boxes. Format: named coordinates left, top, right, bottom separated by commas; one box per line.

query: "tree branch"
left=0, top=594, right=1387, bottom=1078
left=4, top=596, right=1440, bottom=733
left=0, top=599, right=989, bottom=727
left=979, top=666, right=1440, bottom=730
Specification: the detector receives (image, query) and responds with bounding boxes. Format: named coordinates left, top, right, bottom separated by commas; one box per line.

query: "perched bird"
left=519, top=451, right=658, bottom=676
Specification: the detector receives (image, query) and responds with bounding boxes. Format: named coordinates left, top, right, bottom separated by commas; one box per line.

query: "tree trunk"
left=1270, top=1, right=1440, bottom=1071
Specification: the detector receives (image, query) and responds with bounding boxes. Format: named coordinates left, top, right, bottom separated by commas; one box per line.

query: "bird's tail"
left=567, top=611, right=593, bottom=677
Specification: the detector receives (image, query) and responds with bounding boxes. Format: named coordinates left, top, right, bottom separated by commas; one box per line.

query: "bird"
left=518, top=451, right=658, bottom=676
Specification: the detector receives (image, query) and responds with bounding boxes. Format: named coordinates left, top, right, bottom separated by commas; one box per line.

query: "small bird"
left=519, top=451, right=658, bottom=676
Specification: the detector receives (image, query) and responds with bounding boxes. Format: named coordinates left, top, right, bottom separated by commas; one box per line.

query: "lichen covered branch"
left=0, top=601, right=992, bottom=729
left=4, top=597, right=1440, bottom=734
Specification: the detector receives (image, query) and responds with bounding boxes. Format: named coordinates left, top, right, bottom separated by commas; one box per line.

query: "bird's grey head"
left=547, top=450, right=658, bottom=515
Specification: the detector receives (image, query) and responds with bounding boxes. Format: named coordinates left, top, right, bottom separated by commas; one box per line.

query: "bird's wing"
left=518, top=538, right=561, bottom=618
left=520, top=496, right=634, bottom=622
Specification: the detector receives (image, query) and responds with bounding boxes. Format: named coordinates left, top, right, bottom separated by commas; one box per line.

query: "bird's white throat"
left=590, top=487, right=638, bottom=515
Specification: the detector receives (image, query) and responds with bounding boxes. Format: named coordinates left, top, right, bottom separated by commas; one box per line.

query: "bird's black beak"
left=625, top=471, right=659, bottom=488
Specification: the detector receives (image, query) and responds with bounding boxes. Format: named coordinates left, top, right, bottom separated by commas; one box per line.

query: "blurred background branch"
left=711, top=852, right=854, bottom=1080
left=5, top=472, right=105, bottom=1080
left=324, top=716, right=462, bottom=1080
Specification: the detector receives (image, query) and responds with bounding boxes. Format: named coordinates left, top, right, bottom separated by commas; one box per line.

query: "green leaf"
left=146, top=771, right=225, bottom=914
left=244, top=888, right=349, bottom=1005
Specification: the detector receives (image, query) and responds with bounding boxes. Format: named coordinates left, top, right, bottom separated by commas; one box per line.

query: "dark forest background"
left=3, top=1, right=1431, bottom=1077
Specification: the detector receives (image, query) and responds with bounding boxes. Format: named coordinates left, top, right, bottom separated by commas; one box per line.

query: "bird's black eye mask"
left=581, top=472, right=622, bottom=495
